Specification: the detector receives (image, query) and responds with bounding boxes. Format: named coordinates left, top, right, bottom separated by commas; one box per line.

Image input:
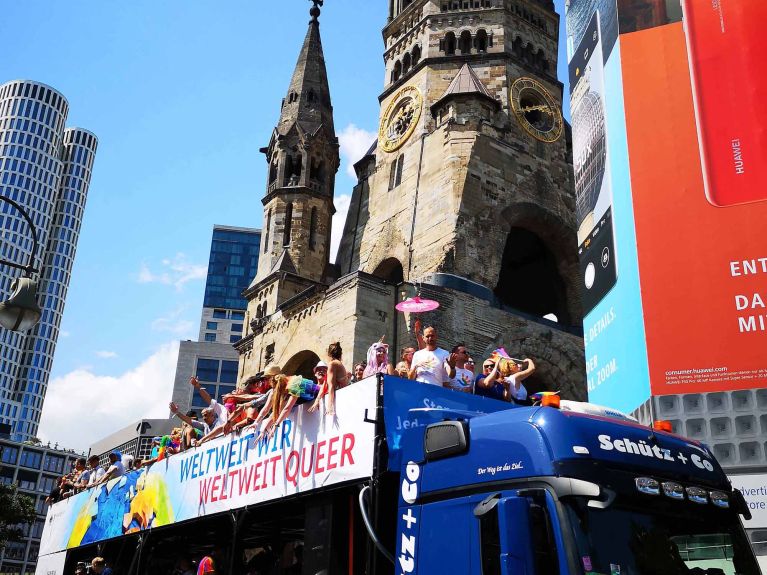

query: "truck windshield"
left=564, top=498, right=759, bottom=575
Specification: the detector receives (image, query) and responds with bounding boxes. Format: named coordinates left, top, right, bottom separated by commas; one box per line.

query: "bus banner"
left=39, top=379, right=377, bottom=557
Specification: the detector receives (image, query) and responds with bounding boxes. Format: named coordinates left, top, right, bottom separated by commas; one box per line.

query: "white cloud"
left=331, top=194, right=351, bottom=263
left=38, top=342, right=180, bottom=452
left=151, top=305, right=196, bottom=337
left=137, top=253, right=207, bottom=291
left=95, top=350, right=118, bottom=359
left=60, top=330, right=70, bottom=338
left=338, top=124, right=376, bottom=179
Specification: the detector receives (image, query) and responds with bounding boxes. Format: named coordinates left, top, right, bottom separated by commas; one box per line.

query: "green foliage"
left=0, top=482, right=37, bottom=550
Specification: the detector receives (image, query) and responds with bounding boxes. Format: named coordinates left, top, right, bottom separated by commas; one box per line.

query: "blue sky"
left=0, top=1, right=568, bottom=450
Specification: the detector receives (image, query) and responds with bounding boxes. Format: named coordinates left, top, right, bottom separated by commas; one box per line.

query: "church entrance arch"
left=372, top=257, right=404, bottom=284
left=494, top=227, right=569, bottom=323
left=282, top=350, right=321, bottom=380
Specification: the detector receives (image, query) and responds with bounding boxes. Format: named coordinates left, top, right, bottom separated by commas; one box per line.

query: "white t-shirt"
left=209, top=399, right=229, bottom=428
left=447, top=367, right=474, bottom=393
left=412, top=347, right=450, bottom=386
left=505, top=374, right=527, bottom=401
left=88, top=467, right=105, bottom=486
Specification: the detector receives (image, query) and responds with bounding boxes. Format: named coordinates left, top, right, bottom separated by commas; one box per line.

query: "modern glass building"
left=0, top=80, right=97, bottom=441
left=169, top=225, right=260, bottom=415
left=199, top=225, right=260, bottom=343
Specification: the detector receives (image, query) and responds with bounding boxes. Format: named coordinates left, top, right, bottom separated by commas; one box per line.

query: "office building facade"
left=0, top=424, right=85, bottom=575
left=169, top=225, right=260, bottom=414
left=0, top=80, right=97, bottom=441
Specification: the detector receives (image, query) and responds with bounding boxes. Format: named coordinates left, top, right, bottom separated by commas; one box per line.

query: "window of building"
left=42, top=454, right=64, bottom=474
left=443, top=31, right=457, bottom=55
left=19, top=449, right=42, bottom=469
left=283, top=203, right=293, bottom=246
left=196, top=358, right=219, bottom=381
left=204, top=333, right=216, bottom=342
left=388, top=154, right=405, bottom=190
left=213, top=309, right=227, bottom=319
left=459, top=30, right=473, bottom=54
left=206, top=321, right=218, bottom=330
left=220, top=360, right=238, bottom=384
left=231, top=323, right=243, bottom=333
left=38, top=475, right=56, bottom=494
left=1, top=445, right=19, bottom=465
left=231, top=311, right=245, bottom=320
left=230, top=335, right=240, bottom=343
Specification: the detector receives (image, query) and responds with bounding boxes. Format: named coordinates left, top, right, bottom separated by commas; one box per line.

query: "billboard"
left=567, top=0, right=767, bottom=412
left=38, top=379, right=377, bottom=558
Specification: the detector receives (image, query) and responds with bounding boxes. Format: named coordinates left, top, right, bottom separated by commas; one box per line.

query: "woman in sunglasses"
left=475, top=357, right=536, bottom=403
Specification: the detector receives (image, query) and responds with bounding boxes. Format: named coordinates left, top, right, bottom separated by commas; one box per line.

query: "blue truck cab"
left=381, top=376, right=758, bottom=575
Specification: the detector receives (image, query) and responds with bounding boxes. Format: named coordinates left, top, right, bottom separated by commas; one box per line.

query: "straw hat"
left=264, top=364, right=281, bottom=377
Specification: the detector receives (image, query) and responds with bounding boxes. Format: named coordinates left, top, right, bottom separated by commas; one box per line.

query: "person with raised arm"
left=309, top=342, right=349, bottom=415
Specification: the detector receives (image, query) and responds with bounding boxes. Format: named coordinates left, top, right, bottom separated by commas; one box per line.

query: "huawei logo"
left=731, top=139, right=745, bottom=175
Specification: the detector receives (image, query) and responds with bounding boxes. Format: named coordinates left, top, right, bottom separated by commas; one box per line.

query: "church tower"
left=338, top=0, right=582, bottom=326
left=250, top=1, right=339, bottom=320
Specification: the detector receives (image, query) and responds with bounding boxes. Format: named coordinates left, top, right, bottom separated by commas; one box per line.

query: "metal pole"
left=0, top=194, right=39, bottom=274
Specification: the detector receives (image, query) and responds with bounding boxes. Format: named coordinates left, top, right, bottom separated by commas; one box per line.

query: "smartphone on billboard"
left=570, top=10, right=618, bottom=315
left=682, top=0, right=767, bottom=207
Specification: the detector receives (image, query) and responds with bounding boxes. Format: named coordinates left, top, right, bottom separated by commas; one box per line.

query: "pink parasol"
left=395, top=296, right=440, bottom=313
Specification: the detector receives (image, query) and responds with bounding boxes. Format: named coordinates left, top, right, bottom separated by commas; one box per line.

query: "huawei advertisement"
left=567, top=0, right=767, bottom=413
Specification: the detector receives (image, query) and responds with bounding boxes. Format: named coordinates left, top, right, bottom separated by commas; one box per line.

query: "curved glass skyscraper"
left=0, top=80, right=97, bottom=441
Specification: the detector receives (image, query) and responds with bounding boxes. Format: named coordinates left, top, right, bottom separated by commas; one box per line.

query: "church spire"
left=278, top=0, right=334, bottom=137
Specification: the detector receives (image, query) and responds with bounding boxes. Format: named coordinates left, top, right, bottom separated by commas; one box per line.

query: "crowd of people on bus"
left=46, top=323, right=537, bottom=506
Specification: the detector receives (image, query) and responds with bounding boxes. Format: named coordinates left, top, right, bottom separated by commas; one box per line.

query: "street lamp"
left=0, top=195, right=41, bottom=331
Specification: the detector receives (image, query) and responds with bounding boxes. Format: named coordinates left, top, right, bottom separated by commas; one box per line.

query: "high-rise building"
left=199, top=225, right=261, bottom=344
left=0, top=423, right=86, bottom=575
left=169, top=225, right=261, bottom=415
left=0, top=80, right=97, bottom=441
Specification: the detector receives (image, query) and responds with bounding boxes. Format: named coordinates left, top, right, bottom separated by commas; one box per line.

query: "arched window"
left=494, top=227, right=569, bottom=323
left=310, top=157, right=325, bottom=182
left=392, top=60, right=402, bottom=83
left=512, top=36, right=523, bottom=58
left=283, top=202, right=293, bottom=246
left=475, top=29, right=488, bottom=52
left=412, top=45, right=421, bottom=67
left=402, top=52, right=412, bottom=75
left=263, top=209, right=271, bottom=254
left=268, top=160, right=278, bottom=184
left=444, top=32, right=457, bottom=55
left=373, top=258, right=404, bottom=284
left=459, top=31, right=472, bottom=54
left=309, top=206, right=318, bottom=250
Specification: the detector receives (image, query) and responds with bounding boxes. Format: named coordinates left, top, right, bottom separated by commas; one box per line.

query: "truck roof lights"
left=661, top=481, right=685, bottom=500
left=652, top=420, right=673, bottom=432
left=710, top=491, right=730, bottom=509
left=541, top=394, right=560, bottom=408
left=686, top=486, right=708, bottom=504
left=635, top=477, right=660, bottom=495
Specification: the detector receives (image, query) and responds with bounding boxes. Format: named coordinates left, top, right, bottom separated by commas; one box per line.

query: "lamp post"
left=0, top=195, right=42, bottom=331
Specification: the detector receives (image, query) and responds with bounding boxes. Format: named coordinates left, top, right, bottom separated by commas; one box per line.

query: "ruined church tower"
left=338, top=0, right=581, bottom=326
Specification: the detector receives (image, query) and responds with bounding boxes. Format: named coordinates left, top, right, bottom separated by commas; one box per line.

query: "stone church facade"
left=236, top=0, right=586, bottom=400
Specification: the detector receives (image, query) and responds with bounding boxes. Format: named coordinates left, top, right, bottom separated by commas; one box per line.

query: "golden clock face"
left=379, top=85, right=423, bottom=153
left=510, top=77, right=564, bottom=143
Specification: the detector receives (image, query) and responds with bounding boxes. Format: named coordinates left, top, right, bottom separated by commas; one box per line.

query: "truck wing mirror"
left=424, top=420, right=468, bottom=462
left=731, top=489, right=752, bottom=521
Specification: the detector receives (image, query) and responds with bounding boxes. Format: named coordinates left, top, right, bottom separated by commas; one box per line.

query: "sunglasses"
left=483, top=364, right=495, bottom=369
left=466, top=360, right=475, bottom=365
